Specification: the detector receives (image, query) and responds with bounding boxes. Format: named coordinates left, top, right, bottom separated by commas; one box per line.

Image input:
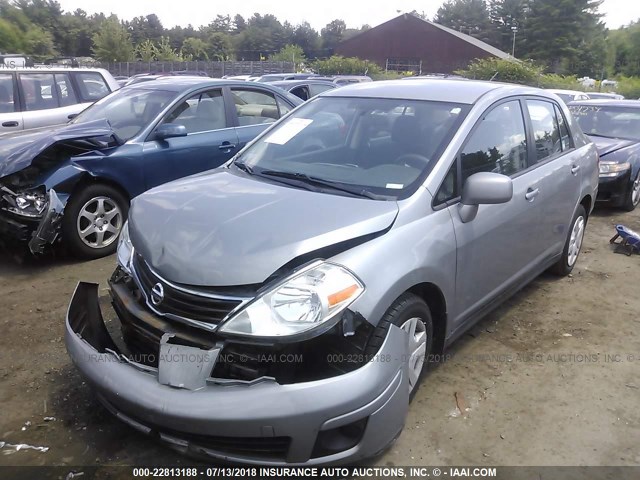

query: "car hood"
left=0, top=120, right=114, bottom=179
left=589, top=135, right=638, bottom=158
left=129, top=170, right=399, bottom=286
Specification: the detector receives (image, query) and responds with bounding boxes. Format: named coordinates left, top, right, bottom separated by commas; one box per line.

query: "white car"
left=546, top=89, right=591, bottom=104
left=0, top=68, right=119, bottom=133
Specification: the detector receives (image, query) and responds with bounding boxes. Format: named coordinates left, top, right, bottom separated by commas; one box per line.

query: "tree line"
left=0, top=0, right=369, bottom=63
left=0, top=0, right=639, bottom=79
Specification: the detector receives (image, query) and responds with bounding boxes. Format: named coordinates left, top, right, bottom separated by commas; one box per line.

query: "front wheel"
left=365, top=293, right=433, bottom=399
left=62, top=184, right=129, bottom=259
left=622, top=171, right=640, bottom=212
left=551, top=205, right=587, bottom=276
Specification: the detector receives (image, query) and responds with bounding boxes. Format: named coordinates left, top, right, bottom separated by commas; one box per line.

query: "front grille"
left=132, top=254, right=245, bottom=328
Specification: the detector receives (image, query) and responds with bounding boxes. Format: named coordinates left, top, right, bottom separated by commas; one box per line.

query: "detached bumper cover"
left=65, top=282, right=409, bottom=465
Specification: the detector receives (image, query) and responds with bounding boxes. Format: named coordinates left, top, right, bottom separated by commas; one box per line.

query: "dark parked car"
left=0, top=78, right=301, bottom=257
left=270, top=79, right=338, bottom=100
left=569, top=100, right=640, bottom=210
left=66, top=79, right=597, bottom=465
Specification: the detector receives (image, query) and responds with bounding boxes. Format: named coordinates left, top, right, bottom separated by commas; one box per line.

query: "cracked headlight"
left=7, top=192, right=47, bottom=218
left=117, top=221, right=134, bottom=274
left=219, top=262, right=364, bottom=338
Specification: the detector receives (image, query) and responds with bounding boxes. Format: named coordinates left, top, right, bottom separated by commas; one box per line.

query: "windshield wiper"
left=258, top=170, right=383, bottom=199
left=233, top=161, right=254, bottom=174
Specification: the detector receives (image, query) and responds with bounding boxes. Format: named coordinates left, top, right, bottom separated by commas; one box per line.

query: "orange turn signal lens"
left=327, top=284, right=359, bottom=307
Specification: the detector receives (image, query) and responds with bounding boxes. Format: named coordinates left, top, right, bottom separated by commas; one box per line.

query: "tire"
left=551, top=205, right=587, bottom=276
left=365, top=293, right=433, bottom=400
left=62, top=183, right=129, bottom=259
left=622, top=171, right=640, bottom=212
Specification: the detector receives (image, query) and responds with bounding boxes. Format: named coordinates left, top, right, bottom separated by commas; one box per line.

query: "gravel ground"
left=0, top=206, right=638, bottom=473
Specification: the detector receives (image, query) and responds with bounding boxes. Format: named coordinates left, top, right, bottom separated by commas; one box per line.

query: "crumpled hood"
left=129, top=169, right=399, bottom=286
left=0, top=119, right=113, bottom=179
left=589, top=135, right=637, bottom=158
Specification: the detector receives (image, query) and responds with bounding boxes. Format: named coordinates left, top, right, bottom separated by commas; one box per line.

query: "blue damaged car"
left=0, top=77, right=301, bottom=258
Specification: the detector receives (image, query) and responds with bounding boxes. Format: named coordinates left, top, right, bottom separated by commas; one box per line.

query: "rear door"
left=523, top=98, right=581, bottom=256
left=141, top=88, right=239, bottom=189
left=227, top=86, right=296, bottom=149
left=447, top=99, right=545, bottom=325
left=0, top=72, right=23, bottom=132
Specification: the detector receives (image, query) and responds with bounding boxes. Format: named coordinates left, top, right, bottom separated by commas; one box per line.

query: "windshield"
left=70, top=87, right=178, bottom=141
left=569, top=105, right=640, bottom=141
left=234, top=97, right=469, bottom=199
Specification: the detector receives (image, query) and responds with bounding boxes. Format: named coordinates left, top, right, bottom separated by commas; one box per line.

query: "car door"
left=0, top=72, right=23, bottom=132
left=446, top=99, right=545, bottom=326
left=227, top=86, right=294, bottom=149
left=141, top=88, right=239, bottom=189
left=523, top=98, right=581, bottom=256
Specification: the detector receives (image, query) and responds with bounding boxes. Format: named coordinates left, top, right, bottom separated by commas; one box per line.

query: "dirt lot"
left=0, top=206, right=639, bottom=472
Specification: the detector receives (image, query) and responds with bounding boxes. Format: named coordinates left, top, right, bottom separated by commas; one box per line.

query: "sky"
left=53, top=0, right=640, bottom=31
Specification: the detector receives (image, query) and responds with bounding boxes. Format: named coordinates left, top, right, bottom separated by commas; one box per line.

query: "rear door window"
left=230, top=88, right=281, bottom=126
left=74, top=72, right=110, bottom=102
left=461, top=100, right=528, bottom=181
left=554, top=104, right=572, bottom=151
left=0, top=74, right=15, bottom=113
left=20, top=73, right=58, bottom=111
left=526, top=100, right=562, bottom=162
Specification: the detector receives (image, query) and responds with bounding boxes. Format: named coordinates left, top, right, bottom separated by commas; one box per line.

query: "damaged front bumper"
left=65, top=282, right=410, bottom=465
left=0, top=188, right=64, bottom=254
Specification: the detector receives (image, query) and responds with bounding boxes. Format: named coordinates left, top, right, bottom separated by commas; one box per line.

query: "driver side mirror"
left=459, top=172, right=513, bottom=223
left=155, top=123, right=187, bottom=140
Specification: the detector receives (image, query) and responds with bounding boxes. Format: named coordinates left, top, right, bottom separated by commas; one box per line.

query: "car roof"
left=126, top=77, right=262, bottom=92
left=568, top=99, right=640, bottom=108
left=321, top=79, right=548, bottom=105
left=270, top=79, right=337, bottom=87
left=6, top=67, right=110, bottom=74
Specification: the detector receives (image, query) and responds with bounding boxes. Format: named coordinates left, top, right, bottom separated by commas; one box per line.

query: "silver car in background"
left=0, top=68, right=119, bottom=133
left=66, top=79, right=598, bottom=465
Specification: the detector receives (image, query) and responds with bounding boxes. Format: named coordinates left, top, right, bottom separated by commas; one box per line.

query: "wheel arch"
left=406, top=282, right=447, bottom=355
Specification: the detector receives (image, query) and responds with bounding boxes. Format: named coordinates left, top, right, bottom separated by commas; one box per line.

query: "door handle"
left=571, top=165, right=580, bottom=175
left=525, top=188, right=539, bottom=201
left=2, top=121, right=19, bottom=127
left=218, top=142, right=236, bottom=150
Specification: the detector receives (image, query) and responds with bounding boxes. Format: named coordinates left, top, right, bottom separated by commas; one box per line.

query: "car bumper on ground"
left=65, top=282, right=409, bottom=465
left=597, top=171, right=631, bottom=205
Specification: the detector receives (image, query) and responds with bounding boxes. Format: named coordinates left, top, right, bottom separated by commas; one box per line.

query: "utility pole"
left=511, top=26, right=518, bottom=57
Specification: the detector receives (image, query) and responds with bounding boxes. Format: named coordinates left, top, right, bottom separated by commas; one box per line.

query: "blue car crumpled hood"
left=129, top=169, right=399, bottom=287
left=589, top=135, right=638, bottom=158
left=0, top=119, right=114, bottom=179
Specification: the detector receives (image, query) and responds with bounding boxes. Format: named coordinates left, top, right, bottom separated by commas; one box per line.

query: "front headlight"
left=219, top=262, right=364, bottom=338
left=117, top=221, right=134, bottom=273
left=599, top=161, right=630, bottom=177
left=5, top=192, right=47, bottom=218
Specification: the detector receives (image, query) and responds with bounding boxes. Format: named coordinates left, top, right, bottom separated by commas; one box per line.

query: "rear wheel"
left=551, top=205, right=586, bottom=276
left=62, top=184, right=129, bottom=259
left=365, top=293, right=433, bottom=398
left=622, top=171, right=640, bottom=212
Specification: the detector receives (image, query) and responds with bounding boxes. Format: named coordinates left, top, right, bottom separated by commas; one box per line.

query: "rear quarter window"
left=74, top=72, right=111, bottom=102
